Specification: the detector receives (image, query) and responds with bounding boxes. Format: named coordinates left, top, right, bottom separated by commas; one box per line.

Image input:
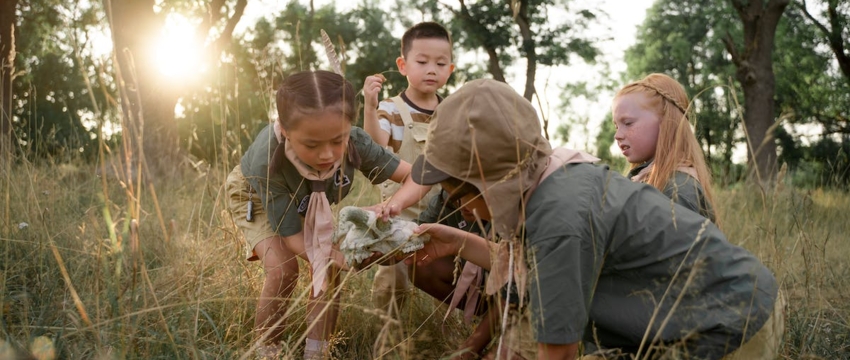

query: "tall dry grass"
left=1, top=157, right=848, bottom=359
left=0, top=159, right=474, bottom=359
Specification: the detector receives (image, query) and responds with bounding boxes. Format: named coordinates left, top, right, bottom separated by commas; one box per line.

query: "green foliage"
left=624, top=0, right=850, bottom=186
left=344, top=4, right=413, bottom=110
left=624, top=0, right=742, bottom=184
left=12, top=0, right=115, bottom=162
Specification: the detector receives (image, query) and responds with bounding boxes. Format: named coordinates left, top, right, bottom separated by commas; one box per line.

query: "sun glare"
left=153, top=14, right=204, bottom=81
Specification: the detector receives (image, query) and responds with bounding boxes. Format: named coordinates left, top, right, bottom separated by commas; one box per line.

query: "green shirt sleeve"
left=350, top=127, right=400, bottom=184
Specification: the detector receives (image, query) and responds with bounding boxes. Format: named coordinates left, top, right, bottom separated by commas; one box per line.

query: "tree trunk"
left=104, top=0, right=182, bottom=178
left=456, top=0, right=506, bottom=82
left=1, top=0, right=17, bottom=162
left=723, top=0, right=789, bottom=183
left=103, top=0, right=244, bottom=178
left=512, top=0, right=536, bottom=101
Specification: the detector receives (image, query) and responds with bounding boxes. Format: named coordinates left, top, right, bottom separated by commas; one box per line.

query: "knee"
left=264, top=262, right=299, bottom=289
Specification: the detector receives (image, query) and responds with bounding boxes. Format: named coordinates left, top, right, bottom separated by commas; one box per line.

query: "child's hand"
left=404, top=223, right=465, bottom=266
left=363, top=74, right=386, bottom=110
left=360, top=202, right=401, bottom=222
left=331, top=249, right=351, bottom=271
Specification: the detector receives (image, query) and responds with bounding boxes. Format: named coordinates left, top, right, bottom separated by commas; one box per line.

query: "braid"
left=638, top=82, right=688, bottom=116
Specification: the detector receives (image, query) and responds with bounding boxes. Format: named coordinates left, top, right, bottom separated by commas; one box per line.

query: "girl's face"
left=612, top=93, right=661, bottom=164
left=281, top=111, right=352, bottom=171
left=441, top=181, right=492, bottom=222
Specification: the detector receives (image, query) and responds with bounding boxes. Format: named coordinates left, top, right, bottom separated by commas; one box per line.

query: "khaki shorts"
left=721, top=290, right=786, bottom=360
left=226, top=165, right=278, bottom=261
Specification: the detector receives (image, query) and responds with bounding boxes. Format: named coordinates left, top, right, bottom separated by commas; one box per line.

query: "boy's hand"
left=404, top=223, right=465, bottom=266
left=363, top=73, right=386, bottom=109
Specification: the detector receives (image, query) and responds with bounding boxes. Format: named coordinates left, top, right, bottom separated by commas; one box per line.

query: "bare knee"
left=265, top=261, right=299, bottom=286
left=256, top=236, right=300, bottom=294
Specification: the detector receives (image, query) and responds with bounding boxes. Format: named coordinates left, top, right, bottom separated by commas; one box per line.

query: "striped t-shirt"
left=376, top=92, right=441, bottom=153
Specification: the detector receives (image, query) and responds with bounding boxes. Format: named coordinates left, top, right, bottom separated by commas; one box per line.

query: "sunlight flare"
left=152, top=14, right=204, bottom=81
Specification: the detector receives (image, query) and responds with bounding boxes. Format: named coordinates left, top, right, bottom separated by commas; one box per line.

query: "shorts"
left=721, top=290, right=786, bottom=360
left=226, top=165, right=278, bottom=261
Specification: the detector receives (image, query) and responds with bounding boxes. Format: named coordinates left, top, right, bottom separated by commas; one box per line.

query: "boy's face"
left=397, top=38, right=454, bottom=97
left=441, top=181, right=491, bottom=222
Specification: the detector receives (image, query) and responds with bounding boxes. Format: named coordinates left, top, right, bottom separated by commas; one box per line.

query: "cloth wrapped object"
left=334, top=206, right=430, bottom=266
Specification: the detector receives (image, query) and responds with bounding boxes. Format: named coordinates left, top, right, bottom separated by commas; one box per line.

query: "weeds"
left=1, top=157, right=849, bottom=359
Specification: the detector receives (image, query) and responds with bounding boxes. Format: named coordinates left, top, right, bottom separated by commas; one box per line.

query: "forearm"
left=281, top=231, right=350, bottom=271
left=457, top=307, right=498, bottom=359
left=456, top=232, right=495, bottom=271
left=363, top=107, right=390, bottom=147
left=387, top=161, right=431, bottom=209
left=536, top=342, right=578, bottom=360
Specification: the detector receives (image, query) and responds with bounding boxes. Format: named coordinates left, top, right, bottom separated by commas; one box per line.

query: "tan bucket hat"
left=411, top=79, right=552, bottom=239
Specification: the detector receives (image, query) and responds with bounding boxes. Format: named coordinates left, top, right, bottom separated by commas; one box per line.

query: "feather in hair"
left=320, top=29, right=343, bottom=75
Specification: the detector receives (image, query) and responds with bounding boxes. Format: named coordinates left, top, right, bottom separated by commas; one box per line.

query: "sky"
left=235, top=0, right=656, bottom=155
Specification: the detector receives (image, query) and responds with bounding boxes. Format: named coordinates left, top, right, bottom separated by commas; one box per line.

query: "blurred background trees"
left=2, top=0, right=848, bottom=187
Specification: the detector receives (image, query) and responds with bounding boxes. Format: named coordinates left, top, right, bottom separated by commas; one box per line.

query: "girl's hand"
left=360, top=202, right=401, bottom=222
left=363, top=74, right=385, bottom=109
left=378, top=202, right=402, bottom=222
left=360, top=203, right=383, bottom=216
left=404, top=223, right=468, bottom=266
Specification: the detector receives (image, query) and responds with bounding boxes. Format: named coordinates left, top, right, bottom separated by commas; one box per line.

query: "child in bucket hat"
left=402, top=79, right=782, bottom=359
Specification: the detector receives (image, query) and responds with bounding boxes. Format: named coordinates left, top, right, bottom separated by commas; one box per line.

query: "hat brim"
left=411, top=155, right=451, bottom=185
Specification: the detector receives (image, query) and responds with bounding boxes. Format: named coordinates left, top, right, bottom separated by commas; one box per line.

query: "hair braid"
left=638, top=82, right=688, bottom=116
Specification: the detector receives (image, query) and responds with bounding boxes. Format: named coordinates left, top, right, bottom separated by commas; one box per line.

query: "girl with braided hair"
left=225, top=70, right=430, bottom=359
left=612, top=73, right=717, bottom=222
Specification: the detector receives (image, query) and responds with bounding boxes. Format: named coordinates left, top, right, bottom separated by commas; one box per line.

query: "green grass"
left=1, top=160, right=849, bottom=359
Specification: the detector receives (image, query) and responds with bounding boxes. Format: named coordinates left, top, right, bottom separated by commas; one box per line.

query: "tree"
left=797, top=0, right=850, bottom=84
left=178, top=1, right=395, bottom=164
left=102, top=0, right=246, bottom=177
left=1, top=0, right=17, bottom=161
left=429, top=0, right=601, bottom=100
left=722, top=0, right=790, bottom=183
left=9, top=1, right=110, bottom=162
left=625, top=0, right=743, bottom=182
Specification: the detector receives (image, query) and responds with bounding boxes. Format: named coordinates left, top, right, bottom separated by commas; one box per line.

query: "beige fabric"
left=371, top=263, right=411, bottom=315
left=421, top=80, right=552, bottom=241
left=486, top=147, right=599, bottom=295
left=419, top=79, right=553, bottom=295
left=226, top=165, right=278, bottom=261
left=373, top=96, right=440, bottom=314
left=282, top=139, right=343, bottom=297
left=378, top=96, right=441, bottom=219
left=721, top=290, right=786, bottom=360
left=419, top=78, right=599, bottom=296
left=376, top=96, right=435, bottom=152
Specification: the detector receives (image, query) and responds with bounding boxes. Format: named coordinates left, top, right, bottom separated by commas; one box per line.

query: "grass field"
left=1, top=160, right=848, bottom=359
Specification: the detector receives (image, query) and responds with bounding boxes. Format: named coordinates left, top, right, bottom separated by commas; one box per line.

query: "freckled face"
left=441, top=181, right=492, bottom=222
left=612, top=93, right=661, bottom=164
left=281, top=111, right=351, bottom=171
